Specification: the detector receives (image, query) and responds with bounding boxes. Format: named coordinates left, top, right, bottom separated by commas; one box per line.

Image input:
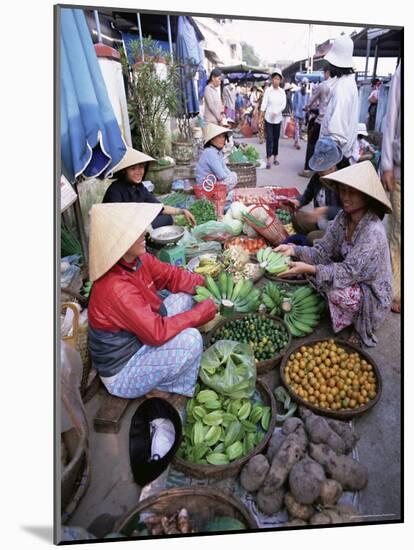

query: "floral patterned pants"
left=327, top=285, right=362, bottom=333
left=388, top=179, right=401, bottom=301
left=102, top=293, right=203, bottom=399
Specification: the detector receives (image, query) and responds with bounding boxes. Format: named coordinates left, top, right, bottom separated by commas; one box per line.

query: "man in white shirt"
left=260, top=69, right=287, bottom=169
left=319, top=34, right=359, bottom=165
left=381, top=62, right=401, bottom=313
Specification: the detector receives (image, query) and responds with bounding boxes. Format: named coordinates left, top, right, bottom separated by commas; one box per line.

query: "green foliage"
left=241, top=42, right=261, bottom=66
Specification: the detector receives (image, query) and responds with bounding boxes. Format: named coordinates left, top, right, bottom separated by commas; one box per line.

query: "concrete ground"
left=68, top=135, right=401, bottom=537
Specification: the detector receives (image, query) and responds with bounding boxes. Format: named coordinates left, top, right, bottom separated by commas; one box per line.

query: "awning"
left=218, top=63, right=269, bottom=74
left=351, top=27, right=402, bottom=58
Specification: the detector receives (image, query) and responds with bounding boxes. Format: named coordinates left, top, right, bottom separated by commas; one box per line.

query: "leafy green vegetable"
left=61, top=223, right=82, bottom=258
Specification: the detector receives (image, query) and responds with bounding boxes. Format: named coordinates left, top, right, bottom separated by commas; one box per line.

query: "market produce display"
left=177, top=384, right=269, bottom=465
left=194, top=274, right=261, bottom=314
left=239, top=411, right=365, bottom=524
left=275, top=209, right=292, bottom=225
left=225, top=236, right=267, bottom=254
left=221, top=246, right=263, bottom=282
left=282, top=340, right=379, bottom=412
left=281, top=286, right=325, bottom=337
left=209, top=314, right=289, bottom=363
left=175, top=199, right=216, bottom=227
left=261, top=282, right=288, bottom=316
left=131, top=508, right=193, bottom=536
left=228, top=144, right=260, bottom=165
left=192, top=255, right=223, bottom=277
left=257, top=247, right=290, bottom=275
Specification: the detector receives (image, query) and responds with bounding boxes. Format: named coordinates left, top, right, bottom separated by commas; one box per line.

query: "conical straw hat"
left=321, top=161, right=392, bottom=213
left=112, top=147, right=155, bottom=174
left=203, top=123, right=232, bottom=145
left=89, top=202, right=162, bottom=281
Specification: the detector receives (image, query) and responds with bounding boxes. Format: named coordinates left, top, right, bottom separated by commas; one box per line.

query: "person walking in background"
left=249, top=86, right=259, bottom=109
left=203, top=68, right=225, bottom=125
left=381, top=62, right=401, bottom=314
left=281, top=82, right=293, bottom=139
left=223, top=79, right=236, bottom=126
left=260, top=69, right=286, bottom=169
left=299, top=66, right=332, bottom=177
left=367, top=78, right=381, bottom=131
left=292, top=77, right=309, bottom=149
left=319, top=34, right=359, bottom=167
left=235, top=84, right=244, bottom=125
left=256, top=87, right=266, bottom=144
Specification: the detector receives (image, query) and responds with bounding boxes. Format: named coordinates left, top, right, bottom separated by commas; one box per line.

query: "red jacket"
left=89, top=253, right=216, bottom=349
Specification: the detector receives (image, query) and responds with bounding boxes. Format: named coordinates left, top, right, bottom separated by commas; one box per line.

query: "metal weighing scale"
left=149, top=225, right=186, bottom=266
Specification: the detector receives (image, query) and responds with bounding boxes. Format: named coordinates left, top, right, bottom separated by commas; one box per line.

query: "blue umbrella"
left=60, top=8, right=127, bottom=182
left=176, top=16, right=202, bottom=117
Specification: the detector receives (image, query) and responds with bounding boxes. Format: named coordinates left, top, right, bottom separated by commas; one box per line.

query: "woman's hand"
left=274, top=244, right=295, bottom=257
left=278, top=261, right=316, bottom=278
left=182, top=209, right=196, bottom=227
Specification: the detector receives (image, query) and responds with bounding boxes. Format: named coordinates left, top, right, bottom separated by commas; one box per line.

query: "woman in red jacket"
left=87, top=202, right=217, bottom=399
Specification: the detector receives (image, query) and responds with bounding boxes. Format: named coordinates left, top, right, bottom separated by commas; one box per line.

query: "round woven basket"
left=113, top=486, right=258, bottom=536
left=227, top=162, right=257, bottom=188
left=280, top=337, right=383, bottom=419
left=206, top=313, right=292, bottom=374
left=172, top=379, right=277, bottom=479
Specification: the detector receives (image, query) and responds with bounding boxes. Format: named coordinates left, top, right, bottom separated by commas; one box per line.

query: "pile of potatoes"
left=283, top=340, right=378, bottom=412
left=239, top=406, right=368, bottom=526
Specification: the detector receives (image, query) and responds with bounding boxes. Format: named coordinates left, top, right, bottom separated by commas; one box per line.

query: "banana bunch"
left=194, top=256, right=223, bottom=277
left=282, top=286, right=325, bottom=338
left=261, top=282, right=287, bottom=316
left=284, top=223, right=295, bottom=236
left=194, top=273, right=261, bottom=314
left=256, top=247, right=290, bottom=275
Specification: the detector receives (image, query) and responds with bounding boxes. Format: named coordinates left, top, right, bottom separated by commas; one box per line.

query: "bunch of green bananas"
left=177, top=385, right=270, bottom=465
left=282, top=286, right=325, bottom=337
left=256, top=247, right=290, bottom=274
left=193, top=273, right=261, bottom=314
left=261, top=282, right=287, bottom=316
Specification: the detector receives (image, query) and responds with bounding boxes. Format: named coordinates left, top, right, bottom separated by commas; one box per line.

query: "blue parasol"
left=60, top=8, right=127, bottom=182
left=175, top=16, right=203, bottom=117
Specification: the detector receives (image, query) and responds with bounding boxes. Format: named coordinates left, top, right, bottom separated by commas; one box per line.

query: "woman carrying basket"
left=195, top=124, right=238, bottom=195
left=87, top=202, right=217, bottom=399
left=275, top=161, right=393, bottom=347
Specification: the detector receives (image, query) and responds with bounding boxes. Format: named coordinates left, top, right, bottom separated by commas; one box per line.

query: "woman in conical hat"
left=87, top=203, right=217, bottom=399
left=195, top=124, right=238, bottom=193
left=275, top=161, right=393, bottom=347
left=103, top=147, right=196, bottom=228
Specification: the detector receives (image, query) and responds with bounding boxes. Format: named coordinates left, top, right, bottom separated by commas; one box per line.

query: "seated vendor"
left=103, top=147, right=195, bottom=229
left=288, top=137, right=342, bottom=243
left=87, top=202, right=217, bottom=399
left=196, top=124, right=238, bottom=194
left=275, top=161, right=393, bottom=347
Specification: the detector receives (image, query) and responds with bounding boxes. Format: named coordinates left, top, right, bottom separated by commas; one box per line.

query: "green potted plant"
left=120, top=38, right=179, bottom=193
left=171, top=120, right=194, bottom=165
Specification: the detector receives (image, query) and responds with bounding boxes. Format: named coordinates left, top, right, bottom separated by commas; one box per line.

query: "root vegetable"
left=257, top=486, right=285, bottom=515
left=289, top=456, right=326, bottom=504
left=284, top=492, right=314, bottom=521
left=326, top=418, right=359, bottom=453
left=309, top=443, right=368, bottom=491
left=309, top=505, right=360, bottom=525
left=240, top=454, right=270, bottom=493
left=309, top=511, right=334, bottom=525
left=281, top=418, right=308, bottom=454
left=334, top=504, right=361, bottom=522
left=319, top=479, right=343, bottom=506
left=177, top=508, right=190, bottom=534
left=264, top=437, right=304, bottom=490
left=300, top=409, right=346, bottom=454
left=266, top=431, right=287, bottom=462
left=282, top=417, right=304, bottom=435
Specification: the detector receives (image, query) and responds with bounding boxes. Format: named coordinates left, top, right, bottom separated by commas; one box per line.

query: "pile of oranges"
left=283, top=339, right=378, bottom=411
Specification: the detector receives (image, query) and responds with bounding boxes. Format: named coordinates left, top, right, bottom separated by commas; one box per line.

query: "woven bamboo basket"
left=206, top=313, right=292, bottom=374
left=172, top=379, right=277, bottom=479
left=113, top=486, right=258, bottom=537
left=227, top=162, right=257, bottom=188
left=280, top=337, right=383, bottom=420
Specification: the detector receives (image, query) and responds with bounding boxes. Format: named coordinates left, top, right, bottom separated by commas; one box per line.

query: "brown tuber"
left=289, top=456, right=326, bottom=504
left=309, top=443, right=368, bottom=491
left=264, top=437, right=304, bottom=490
left=300, top=408, right=347, bottom=454
left=326, top=418, right=359, bottom=454
left=240, top=454, right=270, bottom=493
left=284, top=518, right=308, bottom=527
left=266, top=431, right=287, bottom=462
left=257, top=485, right=285, bottom=515
left=281, top=418, right=308, bottom=454
left=319, top=479, right=343, bottom=506
left=309, top=504, right=360, bottom=525
left=284, top=492, right=314, bottom=521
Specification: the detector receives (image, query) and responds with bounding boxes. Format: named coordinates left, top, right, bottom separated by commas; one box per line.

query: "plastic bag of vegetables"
left=200, top=340, right=257, bottom=399
left=192, top=220, right=242, bottom=241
